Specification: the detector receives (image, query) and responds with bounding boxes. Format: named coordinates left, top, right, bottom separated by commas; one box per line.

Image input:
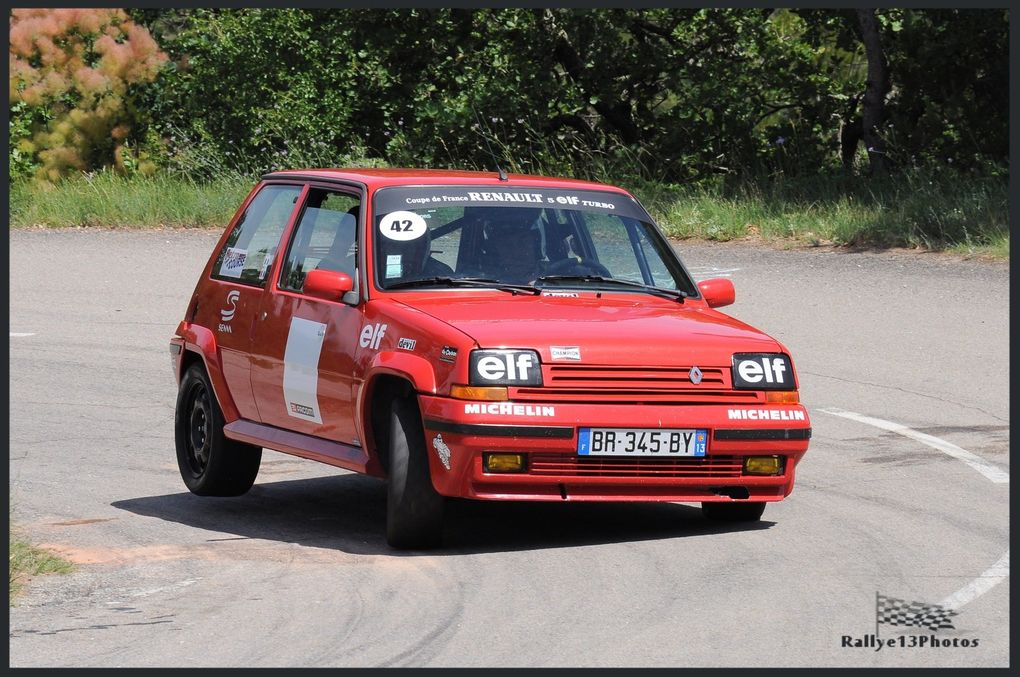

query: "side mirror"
left=303, top=269, right=354, bottom=301
left=697, top=277, right=735, bottom=308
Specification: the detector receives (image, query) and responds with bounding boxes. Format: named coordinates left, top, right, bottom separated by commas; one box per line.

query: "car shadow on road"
left=112, top=474, right=773, bottom=557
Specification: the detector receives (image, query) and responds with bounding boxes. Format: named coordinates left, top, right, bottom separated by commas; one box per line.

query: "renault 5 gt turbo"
left=170, top=168, right=811, bottom=549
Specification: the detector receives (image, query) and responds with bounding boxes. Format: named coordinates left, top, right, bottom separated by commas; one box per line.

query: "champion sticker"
left=550, top=346, right=581, bottom=361
left=219, top=247, right=247, bottom=278
left=433, top=434, right=451, bottom=470
left=542, top=291, right=579, bottom=298
left=380, top=210, right=427, bottom=241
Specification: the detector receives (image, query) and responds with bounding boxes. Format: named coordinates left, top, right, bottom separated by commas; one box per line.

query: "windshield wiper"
left=534, top=275, right=687, bottom=303
left=386, top=276, right=541, bottom=295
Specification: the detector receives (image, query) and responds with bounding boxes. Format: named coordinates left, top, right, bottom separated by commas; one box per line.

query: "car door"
left=200, top=182, right=303, bottom=421
left=249, top=185, right=364, bottom=444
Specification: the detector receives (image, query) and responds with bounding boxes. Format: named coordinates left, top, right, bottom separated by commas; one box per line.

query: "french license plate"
left=578, top=428, right=708, bottom=457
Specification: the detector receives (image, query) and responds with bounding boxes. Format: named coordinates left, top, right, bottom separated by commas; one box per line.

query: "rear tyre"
left=701, top=501, right=766, bottom=522
left=386, top=396, right=444, bottom=549
left=175, top=362, right=261, bottom=496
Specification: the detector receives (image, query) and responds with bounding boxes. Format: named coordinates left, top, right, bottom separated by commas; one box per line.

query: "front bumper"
left=418, top=396, right=810, bottom=502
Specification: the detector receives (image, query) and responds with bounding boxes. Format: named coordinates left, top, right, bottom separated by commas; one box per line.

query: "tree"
left=9, top=8, right=167, bottom=181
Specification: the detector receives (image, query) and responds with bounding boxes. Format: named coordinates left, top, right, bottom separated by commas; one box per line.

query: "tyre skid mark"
left=818, top=407, right=1009, bottom=484
left=817, top=407, right=1009, bottom=611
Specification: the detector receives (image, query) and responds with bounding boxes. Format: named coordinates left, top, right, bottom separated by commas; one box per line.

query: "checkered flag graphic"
left=877, top=593, right=957, bottom=632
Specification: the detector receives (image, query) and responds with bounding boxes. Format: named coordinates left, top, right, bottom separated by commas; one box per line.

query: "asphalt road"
left=8, top=230, right=1009, bottom=667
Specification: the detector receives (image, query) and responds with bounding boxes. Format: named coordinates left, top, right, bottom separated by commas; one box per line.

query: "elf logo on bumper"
left=727, top=408, right=806, bottom=421
left=732, top=353, right=794, bottom=390
left=464, top=403, right=556, bottom=417
left=469, top=349, right=542, bottom=386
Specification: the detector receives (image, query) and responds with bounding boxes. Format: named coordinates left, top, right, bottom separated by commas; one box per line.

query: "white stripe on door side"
left=283, top=317, right=327, bottom=424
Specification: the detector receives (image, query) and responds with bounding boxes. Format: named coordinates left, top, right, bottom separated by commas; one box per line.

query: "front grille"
left=528, top=454, right=744, bottom=478
left=511, top=363, right=762, bottom=405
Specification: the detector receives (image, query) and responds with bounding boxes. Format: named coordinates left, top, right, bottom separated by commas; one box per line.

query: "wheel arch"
left=176, top=322, right=241, bottom=422
left=358, top=352, right=436, bottom=478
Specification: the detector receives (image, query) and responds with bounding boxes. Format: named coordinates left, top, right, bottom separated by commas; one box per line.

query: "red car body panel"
left=172, top=169, right=810, bottom=505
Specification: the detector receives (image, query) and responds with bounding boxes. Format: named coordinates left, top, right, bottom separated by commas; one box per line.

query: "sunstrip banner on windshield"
left=372, top=185, right=651, bottom=221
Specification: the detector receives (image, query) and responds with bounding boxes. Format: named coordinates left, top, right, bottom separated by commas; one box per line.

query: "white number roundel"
left=379, top=211, right=428, bottom=241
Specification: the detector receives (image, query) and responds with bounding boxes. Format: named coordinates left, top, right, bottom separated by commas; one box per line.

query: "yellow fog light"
left=451, top=385, right=509, bottom=401
left=483, top=453, right=525, bottom=473
left=744, top=456, right=783, bottom=476
left=765, top=391, right=799, bottom=404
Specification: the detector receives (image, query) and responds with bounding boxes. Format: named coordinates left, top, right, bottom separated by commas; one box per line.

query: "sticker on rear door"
left=283, top=317, right=327, bottom=424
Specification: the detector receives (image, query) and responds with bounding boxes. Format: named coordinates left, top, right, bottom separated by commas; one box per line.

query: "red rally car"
left=170, top=169, right=810, bottom=548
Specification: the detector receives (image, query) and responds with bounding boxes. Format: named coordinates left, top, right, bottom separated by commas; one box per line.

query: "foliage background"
left=8, top=8, right=1009, bottom=251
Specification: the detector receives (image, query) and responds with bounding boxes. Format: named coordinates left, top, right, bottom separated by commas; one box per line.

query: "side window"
left=279, top=189, right=361, bottom=293
left=212, top=184, right=302, bottom=286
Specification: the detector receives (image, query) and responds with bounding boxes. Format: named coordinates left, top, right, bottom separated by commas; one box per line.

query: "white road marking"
left=818, top=407, right=1009, bottom=610
left=688, top=266, right=741, bottom=280
left=10, top=332, right=36, bottom=337
left=818, top=407, right=1009, bottom=484
left=938, top=549, right=1010, bottom=611
left=126, top=578, right=199, bottom=599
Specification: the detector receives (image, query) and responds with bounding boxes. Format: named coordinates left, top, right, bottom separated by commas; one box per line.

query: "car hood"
left=396, top=291, right=782, bottom=366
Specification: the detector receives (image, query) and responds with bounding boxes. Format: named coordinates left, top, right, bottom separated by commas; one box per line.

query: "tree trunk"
left=856, top=8, right=890, bottom=175
left=537, top=9, right=641, bottom=144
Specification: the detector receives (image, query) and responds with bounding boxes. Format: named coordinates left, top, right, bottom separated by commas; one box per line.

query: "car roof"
left=262, top=168, right=633, bottom=195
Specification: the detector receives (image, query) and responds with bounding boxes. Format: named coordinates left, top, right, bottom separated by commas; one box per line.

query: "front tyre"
left=701, top=501, right=766, bottom=522
left=175, top=363, right=261, bottom=496
left=386, top=396, right=445, bottom=549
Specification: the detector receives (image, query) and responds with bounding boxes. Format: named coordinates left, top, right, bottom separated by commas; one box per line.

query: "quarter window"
left=212, top=184, right=301, bottom=286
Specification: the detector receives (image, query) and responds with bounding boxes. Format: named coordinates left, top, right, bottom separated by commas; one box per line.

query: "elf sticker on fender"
left=359, top=323, right=387, bottom=350
left=283, top=317, right=327, bottom=424
left=727, top=408, right=806, bottom=421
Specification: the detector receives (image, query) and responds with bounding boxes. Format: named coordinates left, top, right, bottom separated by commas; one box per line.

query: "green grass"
left=9, top=525, right=74, bottom=605
left=8, top=168, right=1008, bottom=258
left=10, top=170, right=252, bottom=228
left=637, top=169, right=1009, bottom=255
left=947, top=235, right=1010, bottom=260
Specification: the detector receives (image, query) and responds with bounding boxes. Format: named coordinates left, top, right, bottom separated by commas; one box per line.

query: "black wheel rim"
left=185, top=382, right=211, bottom=477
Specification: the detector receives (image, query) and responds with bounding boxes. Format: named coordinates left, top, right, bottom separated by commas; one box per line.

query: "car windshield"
left=372, top=186, right=697, bottom=296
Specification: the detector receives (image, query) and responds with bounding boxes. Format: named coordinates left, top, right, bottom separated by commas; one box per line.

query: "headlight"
left=731, top=353, right=794, bottom=390
left=469, top=349, right=543, bottom=386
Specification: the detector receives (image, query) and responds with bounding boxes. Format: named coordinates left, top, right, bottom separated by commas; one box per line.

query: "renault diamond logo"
left=689, top=365, right=703, bottom=385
